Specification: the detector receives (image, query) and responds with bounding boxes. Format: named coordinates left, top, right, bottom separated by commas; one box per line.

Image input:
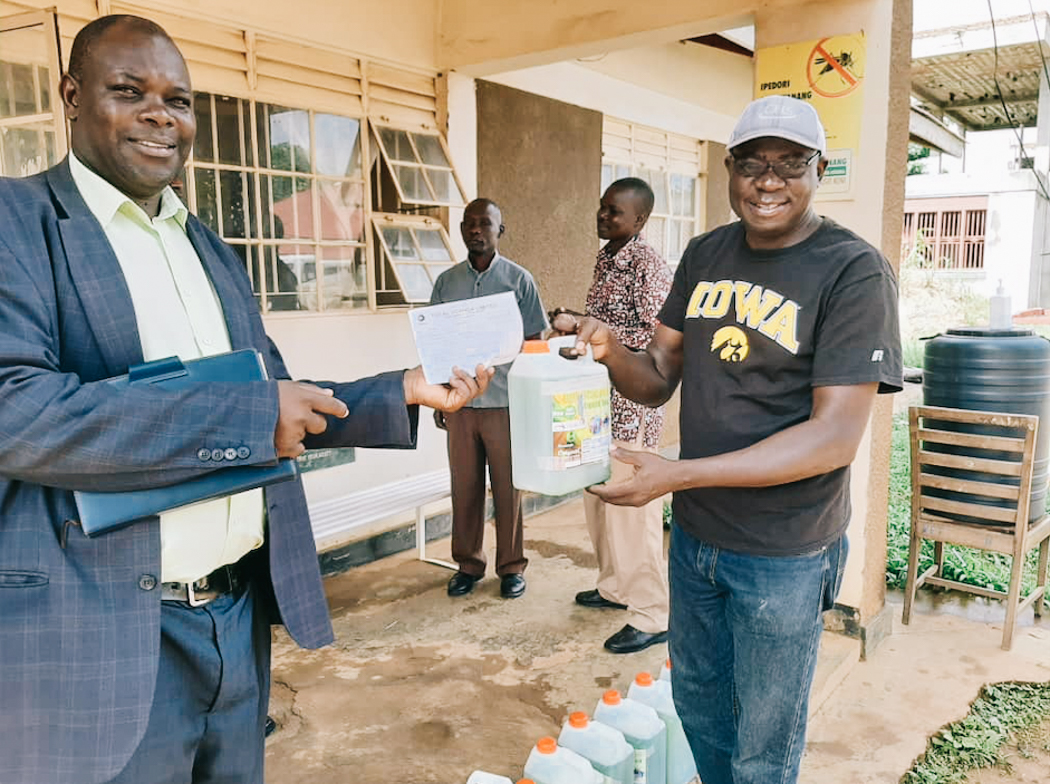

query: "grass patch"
left=885, top=413, right=1048, bottom=594
left=902, top=682, right=1050, bottom=784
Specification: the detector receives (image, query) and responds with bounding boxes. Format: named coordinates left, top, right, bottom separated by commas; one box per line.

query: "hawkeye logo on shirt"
left=686, top=280, right=800, bottom=357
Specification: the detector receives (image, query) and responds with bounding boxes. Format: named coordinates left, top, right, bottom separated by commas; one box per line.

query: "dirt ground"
left=964, top=716, right=1050, bottom=783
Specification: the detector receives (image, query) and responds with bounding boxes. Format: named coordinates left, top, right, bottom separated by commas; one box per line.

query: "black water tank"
left=923, top=327, right=1050, bottom=523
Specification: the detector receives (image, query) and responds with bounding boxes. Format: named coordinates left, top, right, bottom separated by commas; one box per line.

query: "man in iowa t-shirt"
left=553, top=96, right=902, bottom=784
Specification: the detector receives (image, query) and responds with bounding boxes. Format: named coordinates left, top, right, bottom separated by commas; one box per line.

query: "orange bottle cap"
left=521, top=340, right=550, bottom=354
left=517, top=780, right=537, bottom=784
left=635, top=672, right=654, bottom=687
left=666, top=658, right=672, bottom=670
left=602, top=689, right=622, bottom=705
left=536, top=737, right=557, bottom=754
left=568, top=711, right=589, bottom=728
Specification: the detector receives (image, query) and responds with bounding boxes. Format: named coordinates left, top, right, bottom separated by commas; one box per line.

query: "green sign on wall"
left=296, top=447, right=356, bottom=473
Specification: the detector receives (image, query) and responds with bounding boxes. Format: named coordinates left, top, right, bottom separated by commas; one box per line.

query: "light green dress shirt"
left=69, top=152, right=264, bottom=583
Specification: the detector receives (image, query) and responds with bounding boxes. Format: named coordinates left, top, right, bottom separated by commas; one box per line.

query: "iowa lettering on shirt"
left=685, top=280, right=800, bottom=354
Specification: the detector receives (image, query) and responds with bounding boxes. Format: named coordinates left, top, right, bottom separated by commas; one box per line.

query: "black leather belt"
left=161, top=563, right=245, bottom=607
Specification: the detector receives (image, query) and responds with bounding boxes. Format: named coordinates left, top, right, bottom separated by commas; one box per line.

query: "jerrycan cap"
left=517, top=781, right=537, bottom=784
left=536, top=737, right=558, bottom=754
left=635, top=672, right=654, bottom=687
left=602, top=689, right=622, bottom=705
left=521, top=340, right=549, bottom=354
left=665, top=657, right=672, bottom=670
left=568, top=711, right=590, bottom=728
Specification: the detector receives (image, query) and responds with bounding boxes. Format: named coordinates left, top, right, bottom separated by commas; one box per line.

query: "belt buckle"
left=186, top=577, right=212, bottom=607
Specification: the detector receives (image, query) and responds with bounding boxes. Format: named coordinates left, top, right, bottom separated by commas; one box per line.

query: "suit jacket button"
left=197, top=448, right=211, bottom=461
left=237, top=446, right=251, bottom=459
left=210, top=448, right=225, bottom=461
left=224, top=448, right=238, bottom=461
left=139, top=575, right=157, bottom=591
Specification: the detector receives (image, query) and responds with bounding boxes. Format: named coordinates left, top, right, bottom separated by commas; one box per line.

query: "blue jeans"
left=667, top=522, right=847, bottom=784
left=106, top=583, right=271, bottom=784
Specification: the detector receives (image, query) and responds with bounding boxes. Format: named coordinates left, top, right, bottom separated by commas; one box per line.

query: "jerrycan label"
left=547, top=385, right=611, bottom=469
left=633, top=749, right=647, bottom=783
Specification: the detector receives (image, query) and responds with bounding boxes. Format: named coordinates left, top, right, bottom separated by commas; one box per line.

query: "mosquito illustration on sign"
left=807, top=36, right=864, bottom=98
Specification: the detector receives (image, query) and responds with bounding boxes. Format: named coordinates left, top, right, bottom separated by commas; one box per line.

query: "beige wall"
left=486, top=59, right=742, bottom=145
left=265, top=312, right=450, bottom=500
left=113, top=0, right=439, bottom=70
left=475, top=80, right=602, bottom=312
left=576, top=41, right=753, bottom=125
left=439, top=0, right=774, bottom=73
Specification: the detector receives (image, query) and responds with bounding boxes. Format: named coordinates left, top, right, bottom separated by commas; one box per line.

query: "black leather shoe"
left=265, top=716, right=277, bottom=737
left=604, top=624, right=668, bottom=654
left=447, top=571, right=482, bottom=597
left=500, top=573, right=527, bottom=599
left=575, top=589, right=628, bottom=610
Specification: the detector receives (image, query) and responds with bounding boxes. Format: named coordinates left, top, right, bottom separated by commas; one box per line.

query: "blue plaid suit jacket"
left=0, top=160, right=418, bottom=784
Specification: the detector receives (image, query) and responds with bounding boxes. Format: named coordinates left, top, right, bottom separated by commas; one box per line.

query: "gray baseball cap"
left=727, top=95, right=827, bottom=156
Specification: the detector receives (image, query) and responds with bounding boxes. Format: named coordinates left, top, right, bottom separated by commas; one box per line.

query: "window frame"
left=371, top=123, right=467, bottom=209
left=185, top=94, right=374, bottom=314
left=372, top=212, right=457, bottom=306
left=0, top=9, right=67, bottom=178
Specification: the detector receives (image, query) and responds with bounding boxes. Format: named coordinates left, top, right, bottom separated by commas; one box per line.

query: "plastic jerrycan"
left=466, top=773, right=514, bottom=784
left=627, top=673, right=697, bottom=784
left=593, top=690, right=666, bottom=784
left=659, top=658, right=671, bottom=683
left=524, top=736, right=604, bottom=784
left=558, top=711, right=634, bottom=784
left=508, top=335, right=612, bottom=495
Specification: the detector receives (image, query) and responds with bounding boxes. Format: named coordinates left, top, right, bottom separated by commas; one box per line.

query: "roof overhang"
left=912, top=14, right=1049, bottom=134
left=909, top=103, right=966, bottom=156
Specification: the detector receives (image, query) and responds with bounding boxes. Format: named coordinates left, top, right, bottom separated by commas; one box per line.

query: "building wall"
left=475, top=80, right=603, bottom=312
left=906, top=173, right=1042, bottom=307
left=486, top=59, right=743, bottom=146
left=575, top=41, right=753, bottom=126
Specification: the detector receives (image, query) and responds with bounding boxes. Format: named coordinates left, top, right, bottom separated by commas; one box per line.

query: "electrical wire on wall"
left=988, top=0, right=1050, bottom=201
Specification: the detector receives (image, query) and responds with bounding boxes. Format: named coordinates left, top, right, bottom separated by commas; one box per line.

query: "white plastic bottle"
left=990, top=280, right=1013, bottom=330
left=466, top=773, right=514, bottom=784
left=658, top=658, right=671, bottom=683
left=508, top=336, right=612, bottom=495
left=558, top=711, right=634, bottom=784
left=524, top=736, right=604, bottom=784
left=627, top=673, right=697, bottom=784
left=593, top=690, right=666, bottom=784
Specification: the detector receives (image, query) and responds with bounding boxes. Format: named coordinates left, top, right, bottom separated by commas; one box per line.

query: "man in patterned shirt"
left=575, top=177, right=674, bottom=653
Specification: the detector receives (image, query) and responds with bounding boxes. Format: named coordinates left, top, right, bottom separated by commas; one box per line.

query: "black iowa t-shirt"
left=658, top=218, right=902, bottom=555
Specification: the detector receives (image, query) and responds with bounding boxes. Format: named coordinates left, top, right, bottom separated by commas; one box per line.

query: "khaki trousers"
left=583, top=436, right=669, bottom=634
left=446, top=407, right=526, bottom=577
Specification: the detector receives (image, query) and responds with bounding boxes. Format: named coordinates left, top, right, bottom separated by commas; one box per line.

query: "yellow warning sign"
left=755, top=32, right=866, bottom=198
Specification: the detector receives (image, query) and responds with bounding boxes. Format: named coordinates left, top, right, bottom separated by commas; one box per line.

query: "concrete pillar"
left=754, top=0, right=912, bottom=657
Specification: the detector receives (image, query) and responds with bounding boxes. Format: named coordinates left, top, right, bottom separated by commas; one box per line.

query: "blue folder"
left=74, top=349, right=298, bottom=537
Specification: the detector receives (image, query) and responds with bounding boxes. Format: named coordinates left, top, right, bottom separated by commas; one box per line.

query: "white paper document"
left=409, top=291, right=524, bottom=384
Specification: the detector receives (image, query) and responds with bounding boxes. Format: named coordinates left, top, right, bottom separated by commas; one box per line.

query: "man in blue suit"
left=0, top=14, right=490, bottom=784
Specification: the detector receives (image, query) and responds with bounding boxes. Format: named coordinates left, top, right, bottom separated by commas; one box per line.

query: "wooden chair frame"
left=903, top=405, right=1050, bottom=650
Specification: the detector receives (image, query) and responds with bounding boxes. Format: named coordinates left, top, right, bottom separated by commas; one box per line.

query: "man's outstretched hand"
left=275, top=381, right=349, bottom=458
left=404, top=364, right=494, bottom=412
left=588, top=447, right=675, bottom=507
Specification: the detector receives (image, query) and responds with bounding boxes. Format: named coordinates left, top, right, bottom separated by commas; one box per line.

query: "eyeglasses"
left=730, top=150, right=821, bottom=180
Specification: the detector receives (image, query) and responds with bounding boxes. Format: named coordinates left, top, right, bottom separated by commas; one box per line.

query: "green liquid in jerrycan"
left=508, top=336, right=612, bottom=495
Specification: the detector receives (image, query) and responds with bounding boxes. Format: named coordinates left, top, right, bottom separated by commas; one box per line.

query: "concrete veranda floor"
left=264, top=495, right=1050, bottom=784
